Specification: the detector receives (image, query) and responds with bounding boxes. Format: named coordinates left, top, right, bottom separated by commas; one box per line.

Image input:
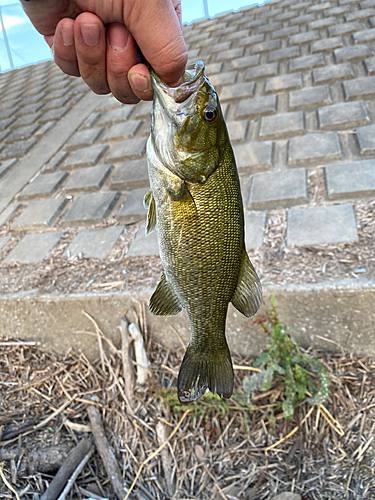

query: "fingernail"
left=108, top=23, right=129, bottom=51
left=61, top=24, right=74, bottom=46
left=80, top=24, right=99, bottom=46
left=129, top=73, right=150, bottom=93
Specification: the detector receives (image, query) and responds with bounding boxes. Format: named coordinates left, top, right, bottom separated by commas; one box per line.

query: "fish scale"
left=145, top=61, right=262, bottom=403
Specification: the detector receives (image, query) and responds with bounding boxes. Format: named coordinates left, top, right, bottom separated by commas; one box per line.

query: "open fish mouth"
left=151, top=61, right=205, bottom=104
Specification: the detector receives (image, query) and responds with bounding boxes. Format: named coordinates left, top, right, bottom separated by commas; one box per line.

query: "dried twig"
left=0, top=461, right=20, bottom=500
left=56, top=447, right=94, bottom=500
left=128, top=322, right=150, bottom=385
left=87, top=405, right=127, bottom=500
left=119, top=317, right=134, bottom=412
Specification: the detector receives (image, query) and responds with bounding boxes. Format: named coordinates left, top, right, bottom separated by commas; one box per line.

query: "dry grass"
left=0, top=316, right=374, bottom=500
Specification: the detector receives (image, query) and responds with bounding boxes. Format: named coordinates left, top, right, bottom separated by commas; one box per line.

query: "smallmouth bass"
left=145, top=61, right=262, bottom=403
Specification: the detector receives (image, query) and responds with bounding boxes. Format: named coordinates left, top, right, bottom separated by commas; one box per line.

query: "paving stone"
left=117, top=187, right=148, bottom=223
left=5, top=124, right=40, bottom=143
left=80, top=112, right=100, bottom=130
left=274, top=11, right=297, bottom=22
left=0, top=203, right=22, bottom=228
left=307, top=1, right=332, bottom=12
left=244, top=63, right=279, bottom=81
left=313, top=63, right=355, bottom=85
left=206, top=41, right=232, bottom=54
left=318, top=101, right=370, bottom=130
left=353, top=28, right=375, bottom=44
left=370, top=16, right=375, bottom=27
left=133, top=101, right=152, bottom=119
left=19, top=171, right=68, bottom=200
left=311, top=37, right=344, bottom=53
left=219, top=47, right=245, bottom=61
left=343, top=76, right=375, bottom=100
left=97, top=106, right=134, bottom=126
left=362, top=0, right=375, bottom=8
left=110, top=159, right=149, bottom=190
left=238, top=34, right=265, bottom=47
left=0, top=117, right=16, bottom=131
left=326, top=159, right=375, bottom=200
left=0, top=129, right=11, bottom=143
left=64, top=144, right=108, bottom=169
left=288, top=133, right=342, bottom=166
left=127, top=224, right=159, bottom=256
left=4, top=232, right=64, bottom=264
left=268, top=46, right=300, bottom=63
left=95, top=94, right=127, bottom=112
left=209, top=72, right=237, bottom=87
left=13, top=198, right=68, bottom=230
left=234, top=141, right=273, bottom=172
left=289, top=54, right=325, bottom=72
left=326, top=5, right=352, bottom=16
left=0, top=235, right=11, bottom=252
left=289, top=13, right=315, bottom=26
left=11, top=113, right=41, bottom=128
left=245, top=212, right=267, bottom=249
left=0, top=139, right=37, bottom=160
left=345, top=7, right=375, bottom=21
left=65, top=128, right=103, bottom=150
left=62, top=192, right=120, bottom=226
left=289, top=85, right=332, bottom=110
left=259, top=112, right=304, bottom=140
left=35, top=121, right=56, bottom=138
left=0, top=158, right=17, bottom=179
left=265, top=73, right=302, bottom=94
left=42, top=96, right=71, bottom=111
left=249, top=168, right=308, bottom=209
left=219, top=82, right=255, bottom=102
left=356, top=124, right=375, bottom=155
left=205, top=62, right=223, bottom=75
left=251, top=40, right=281, bottom=54
left=289, top=31, right=319, bottom=45
left=287, top=204, right=358, bottom=246
left=227, top=121, right=248, bottom=141
left=107, top=137, right=147, bottom=162
left=62, top=164, right=113, bottom=193
left=334, top=44, right=374, bottom=62
left=64, top=226, right=124, bottom=259
left=236, top=95, right=277, bottom=119
left=39, top=108, right=69, bottom=123
left=43, top=151, right=69, bottom=173
left=364, top=57, right=375, bottom=74
left=230, top=55, right=260, bottom=70
left=272, top=26, right=298, bottom=39
left=101, top=120, right=143, bottom=142
left=309, top=17, right=338, bottom=30
left=258, top=21, right=283, bottom=33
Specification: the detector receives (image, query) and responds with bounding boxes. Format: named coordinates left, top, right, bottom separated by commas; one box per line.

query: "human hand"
left=21, top=0, right=187, bottom=104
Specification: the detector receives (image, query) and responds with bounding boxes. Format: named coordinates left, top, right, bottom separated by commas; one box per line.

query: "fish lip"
left=151, top=60, right=205, bottom=104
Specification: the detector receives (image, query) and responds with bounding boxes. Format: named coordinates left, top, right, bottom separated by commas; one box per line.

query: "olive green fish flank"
left=147, top=61, right=262, bottom=403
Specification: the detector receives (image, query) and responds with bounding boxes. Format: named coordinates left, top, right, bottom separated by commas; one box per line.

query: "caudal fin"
left=177, top=344, right=233, bottom=403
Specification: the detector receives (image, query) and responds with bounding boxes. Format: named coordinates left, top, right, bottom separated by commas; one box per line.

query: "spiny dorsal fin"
left=149, top=273, right=183, bottom=316
left=143, top=189, right=156, bottom=235
left=231, top=249, right=262, bottom=317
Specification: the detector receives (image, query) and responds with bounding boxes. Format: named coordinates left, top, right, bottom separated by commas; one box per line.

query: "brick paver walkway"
left=1, top=0, right=375, bottom=265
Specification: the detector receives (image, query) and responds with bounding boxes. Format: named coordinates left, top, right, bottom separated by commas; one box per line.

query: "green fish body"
left=145, top=61, right=262, bottom=402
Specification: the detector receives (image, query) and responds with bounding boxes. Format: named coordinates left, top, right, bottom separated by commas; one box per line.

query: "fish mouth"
left=151, top=61, right=205, bottom=104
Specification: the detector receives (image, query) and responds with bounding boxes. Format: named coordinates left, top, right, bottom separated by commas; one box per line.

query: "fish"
left=144, top=60, right=262, bottom=403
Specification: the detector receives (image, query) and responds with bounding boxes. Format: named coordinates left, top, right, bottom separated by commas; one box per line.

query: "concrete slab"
left=101, top=120, right=143, bottom=142
left=0, top=235, right=11, bottom=252
left=234, top=141, right=273, bottom=172
left=325, top=159, right=375, bottom=199
left=0, top=159, right=17, bottom=179
left=64, top=226, right=124, bottom=259
left=288, top=132, right=342, bottom=166
left=107, top=138, right=148, bottom=162
left=13, top=198, right=68, bottom=230
left=117, top=187, right=148, bottom=223
left=127, top=224, right=159, bottom=256
left=64, top=144, right=109, bottom=169
left=318, top=101, right=370, bottom=130
left=287, top=204, right=358, bottom=246
left=259, top=111, right=304, bottom=140
left=65, top=128, right=103, bottom=150
left=62, top=164, right=113, bottom=193
left=19, top=171, right=68, bottom=200
left=245, top=212, right=267, bottom=248
left=61, top=192, right=120, bottom=227
left=110, top=159, right=149, bottom=190
left=0, top=203, right=22, bottom=228
left=356, top=124, right=375, bottom=155
left=4, top=231, right=64, bottom=264
left=249, top=168, right=308, bottom=209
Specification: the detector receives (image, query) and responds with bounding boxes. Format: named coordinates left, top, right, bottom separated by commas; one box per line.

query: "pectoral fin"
left=231, top=250, right=262, bottom=317
left=149, top=273, right=183, bottom=316
left=143, top=189, right=156, bottom=235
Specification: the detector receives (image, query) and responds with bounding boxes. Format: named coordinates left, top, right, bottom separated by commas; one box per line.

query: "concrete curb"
left=0, top=278, right=374, bottom=360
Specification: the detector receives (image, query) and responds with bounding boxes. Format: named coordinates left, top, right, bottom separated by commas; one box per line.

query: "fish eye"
left=203, top=106, right=217, bottom=123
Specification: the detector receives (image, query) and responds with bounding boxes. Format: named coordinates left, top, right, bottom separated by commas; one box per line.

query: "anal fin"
left=231, top=249, right=262, bottom=317
left=143, top=189, right=156, bottom=235
left=149, top=273, right=183, bottom=316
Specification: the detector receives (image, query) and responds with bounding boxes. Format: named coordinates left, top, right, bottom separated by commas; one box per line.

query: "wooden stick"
left=119, top=317, right=134, bottom=413
left=56, top=447, right=94, bottom=500
left=40, top=438, right=93, bottom=500
left=123, top=409, right=190, bottom=500
left=87, top=405, right=127, bottom=500
left=128, top=322, right=150, bottom=385
left=0, top=461, right=20, bottom=500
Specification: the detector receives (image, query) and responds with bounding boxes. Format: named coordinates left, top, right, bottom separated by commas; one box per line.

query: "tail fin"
left=177, top=344, right=233, bottom=403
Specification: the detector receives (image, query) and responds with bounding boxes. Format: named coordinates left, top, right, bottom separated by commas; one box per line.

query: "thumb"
left=125, top=0, right=187, bottom=87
